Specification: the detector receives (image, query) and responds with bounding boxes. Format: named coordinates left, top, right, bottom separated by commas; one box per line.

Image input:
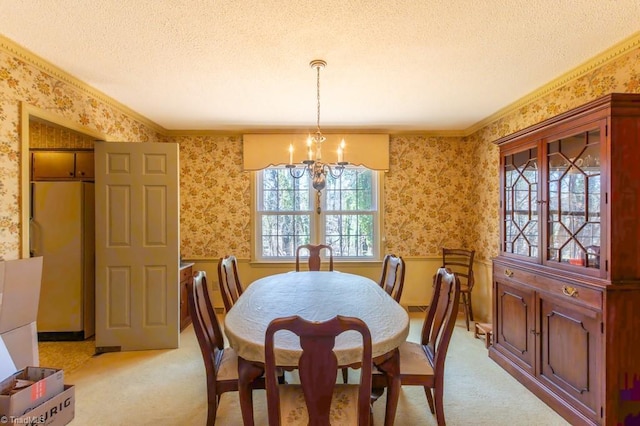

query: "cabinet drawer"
left=180, top=265, right=193, bottom=283
left=494, top=264, right=602, bottom=311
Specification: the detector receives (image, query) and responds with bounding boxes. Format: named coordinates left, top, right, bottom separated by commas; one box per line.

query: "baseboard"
left=37, top=331, right=89, bottom=342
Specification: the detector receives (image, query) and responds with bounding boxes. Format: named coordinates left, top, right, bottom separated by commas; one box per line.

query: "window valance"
left=242, top=134, right=389, bottom=171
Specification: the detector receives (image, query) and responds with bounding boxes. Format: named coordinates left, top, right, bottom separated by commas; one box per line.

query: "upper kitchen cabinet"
left=31, top=150, right=94, bottom=181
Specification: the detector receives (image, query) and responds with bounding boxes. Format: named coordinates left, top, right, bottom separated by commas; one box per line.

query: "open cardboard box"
left=0, top=366, right=64, bottom=418
left=0, top=334, right=66, bottom=418
left=0, top=257, right=43, bottom=369
left=0, top=340, right=73, bottom=425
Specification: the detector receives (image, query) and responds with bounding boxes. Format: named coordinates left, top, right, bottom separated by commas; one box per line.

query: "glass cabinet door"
left=503, top=147, right=539, bottom=258
left=546, top=128, right=601, bottom=269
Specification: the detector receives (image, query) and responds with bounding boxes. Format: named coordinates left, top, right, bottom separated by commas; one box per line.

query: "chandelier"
left=287, top=60, right=348, bottom=203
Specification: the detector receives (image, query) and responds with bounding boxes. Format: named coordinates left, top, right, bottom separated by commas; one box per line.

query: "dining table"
left=224, top=270, right=410, bottom=426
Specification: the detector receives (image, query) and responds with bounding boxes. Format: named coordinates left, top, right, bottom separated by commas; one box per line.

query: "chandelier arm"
left=287, top=165, right=308, bottom=179
left=325, top=163, right=346, bottom=179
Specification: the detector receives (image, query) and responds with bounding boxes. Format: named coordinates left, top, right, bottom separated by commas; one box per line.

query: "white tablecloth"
left=224, top=271, right=410, bottom=366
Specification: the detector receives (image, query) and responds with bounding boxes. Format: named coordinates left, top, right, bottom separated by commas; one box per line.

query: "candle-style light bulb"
left=337, top=147, right=343, bottom=163
left=307, top=135, right=312, bottom=160
left=288, top=144, right=293, bottom=164
left=340, top=139, right=346, bottom=162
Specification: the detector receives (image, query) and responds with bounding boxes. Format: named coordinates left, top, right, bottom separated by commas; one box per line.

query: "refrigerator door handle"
left=29, top=217, right=42, bottom=258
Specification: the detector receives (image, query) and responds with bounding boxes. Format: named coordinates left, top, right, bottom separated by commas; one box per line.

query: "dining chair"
left=295, top=244, right=334, bottom=271
left=342, top=254, right=405, bottom=385
left=217, top=255, right=244, bottom=313
left=264, top=315, right=373, bottom=426
left=187, top=270, right=268, bottom=426
left=441, top=248, right=475, bottom=330
left=371, top=267, right=461, bottom=425
left=378, top=253, right=406, bottom=303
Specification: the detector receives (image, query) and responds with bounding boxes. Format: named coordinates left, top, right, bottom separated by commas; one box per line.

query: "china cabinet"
left=491, top=94, right=640, bottom=425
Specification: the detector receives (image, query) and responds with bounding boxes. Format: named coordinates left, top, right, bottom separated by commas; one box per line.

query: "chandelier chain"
left=316, top=64, right=321, bottom=134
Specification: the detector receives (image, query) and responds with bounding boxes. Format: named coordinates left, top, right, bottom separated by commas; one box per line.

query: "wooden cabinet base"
left=489, top=348, right=598, bottom=426
left=179, top=264, right=194, bottom=331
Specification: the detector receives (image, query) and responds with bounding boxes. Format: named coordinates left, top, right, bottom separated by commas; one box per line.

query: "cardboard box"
left=5, top=385, right=75, bottom=426
left=0, top=257, right=43, bottom=369
left=0, top=257, right=43, bottom=334
left=0, top=367, right=64, bottom=418
left=0, top=323, right=39, bottom=371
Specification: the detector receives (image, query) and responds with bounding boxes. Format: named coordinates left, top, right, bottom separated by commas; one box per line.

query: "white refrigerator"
left=30, top=181, right=95, bottom=339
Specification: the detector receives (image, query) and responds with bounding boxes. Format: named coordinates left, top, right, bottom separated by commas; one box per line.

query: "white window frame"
left=253, top=166, right=383, bottom=262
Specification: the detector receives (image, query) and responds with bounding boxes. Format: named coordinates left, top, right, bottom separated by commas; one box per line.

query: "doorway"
left=20, top=103, right=107, bottom=344
left=20, top=103, right=108, bottom=258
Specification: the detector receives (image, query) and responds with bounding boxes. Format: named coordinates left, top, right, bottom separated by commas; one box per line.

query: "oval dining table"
left=224, top=270, right=410, bottom=426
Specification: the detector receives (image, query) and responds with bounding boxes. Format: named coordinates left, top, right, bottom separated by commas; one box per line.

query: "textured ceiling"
left=0, top=1, right=639, bottom=132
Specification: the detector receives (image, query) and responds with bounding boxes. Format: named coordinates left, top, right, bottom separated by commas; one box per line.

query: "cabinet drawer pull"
left=504, top=269, right=514, bottom=277
left=562, top=286, right=578, bottom=297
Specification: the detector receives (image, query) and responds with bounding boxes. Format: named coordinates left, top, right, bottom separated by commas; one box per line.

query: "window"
left=255, top=166, right=381, bottom=261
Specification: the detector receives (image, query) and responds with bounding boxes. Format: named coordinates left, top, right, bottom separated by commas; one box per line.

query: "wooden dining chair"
left=187, top=271, right=269, bottom=426
left=217, top=255, right=244, bottom=313
left=295, top=244, right=334, bottom=271
left=342, top=254, right=404, bottom=385
left=264, top=315, right=373, bottom=426
left=441, top=248, right=475, bottom=330
left=371, top=267, right=461, bottom=425
left=378, top=253, right=406, bottom=303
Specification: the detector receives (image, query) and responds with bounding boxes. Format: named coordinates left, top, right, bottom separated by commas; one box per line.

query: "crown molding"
left=166, top=128, right=467, bottom=138
left=0, top=34, right=165, bottom=135
left=2, top=30, right=639, bottom=139
left=465, top=30, right=640, bottom=136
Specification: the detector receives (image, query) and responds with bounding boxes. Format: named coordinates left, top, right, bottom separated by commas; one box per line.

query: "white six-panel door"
left=95, top=142, right=179, bottom=351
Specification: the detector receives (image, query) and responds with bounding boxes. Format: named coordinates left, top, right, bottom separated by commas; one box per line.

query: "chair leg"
left=207, top=392, right=218, bottom=426
left=424, top=386, right=435, bottom=414
left=462, top=293, right=470, bottom=331
left=467, top=292, right=474, bottom=321
left=434, top=385, right=446, bottom=426
left=342, top=367, right=349, bottom=383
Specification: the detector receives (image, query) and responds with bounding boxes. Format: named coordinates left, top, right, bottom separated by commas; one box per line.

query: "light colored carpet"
left=40, top=314, right=570, bottom=425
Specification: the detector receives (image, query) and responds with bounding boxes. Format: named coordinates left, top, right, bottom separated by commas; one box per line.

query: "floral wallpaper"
left=0, top=42, right=163, bottom=259
left=0, top=35, right=639, bottom=266
left=177, top=135, right=251, bottom=258
left=384, top=135, right=474, bottom=256
left=30, top=120, right=96, bottom=149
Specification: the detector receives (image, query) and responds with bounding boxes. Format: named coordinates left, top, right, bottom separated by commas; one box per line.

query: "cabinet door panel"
left=75, top=151, right=95, bottom=179
left=545, top=121, right=605, bottom=275
left=32, top=151, right=75, bottom=179
left=540, top=297, right=600, bottom=418
left=501, top=145, right=539, bottom=260
left=494, top=280, right=535, bottom=374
